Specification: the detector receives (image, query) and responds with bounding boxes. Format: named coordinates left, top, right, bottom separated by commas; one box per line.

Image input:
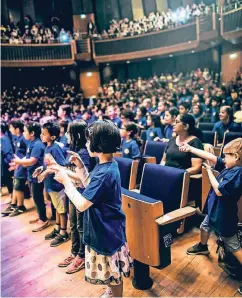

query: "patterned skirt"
left=85, top=242, right=133, bottom=285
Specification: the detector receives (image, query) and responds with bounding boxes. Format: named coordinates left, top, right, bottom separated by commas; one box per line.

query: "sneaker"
left=238, top=286, right=242, bottom=295
left=32, top=220, right=50, bottom=232
left=9, top=206, right=27, bottom=217
left=187, top=242, right=210, bottom=255
left=58, top=254, right=76, bottom=268
left=50, top=233, right=70, bottom=247
left=66, top=255, right=85, bottom=274
left=100, top=287, right=113, bottom=298
left=29, top=217, right=39, bottom=224
left=45, top=228, right=59, bottom=240
left=1, top=204, right=16, bottom=215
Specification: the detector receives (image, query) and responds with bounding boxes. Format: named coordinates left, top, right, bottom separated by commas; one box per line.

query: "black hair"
left=1, top=121, right=14, bottom=152
left=9, top=120, right=24, bottom=133
left=68, top=121, right=87, bottom=151
left=211, top=96, right=222, bottom=105
left=42, top=122, right=60, bottom=139
left=59, top=120, right=69, bottom=133
left=167, top=107, right=179, bottom=118
left=125, top=122, right=143, bottom=147
left=25, top=122, right=41, bottom=139
left=121, top=110, right=135, bottom=122
left=85, top=120, right=121, bottom=154
left=179, top=102, right=190, bottom=111
left=180, top=114, right=203, bottom=140
left=60, top=104, right=71, bottom=117
left=148, top=114, right=162, bottom=128
left=137, top=106, right=147, bottom=117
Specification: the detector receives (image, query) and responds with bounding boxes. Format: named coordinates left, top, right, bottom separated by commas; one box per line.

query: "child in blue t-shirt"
left=2, top=121, right=29, bottom=216
left=12, top=122, right=49, bottom=232
left=146, top=114, right=163, bottom=141
left=180, top=138, right=242, bottom=287
left=36, top=121, right=69, bottom=247
left=57, top=120, right=90, bottom=274
left=53, top=120, right=133, bottom=297
left=120, top=122, right=142, bottom=160
left=0, top=121, right=14, bottom=197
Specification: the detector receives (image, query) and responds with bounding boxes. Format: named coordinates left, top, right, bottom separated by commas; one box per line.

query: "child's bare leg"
left=110, top=281, right=123, bottom=297
left=16, top=191, right=24, bottom=206
left=201, top=228, right=210, bottom=245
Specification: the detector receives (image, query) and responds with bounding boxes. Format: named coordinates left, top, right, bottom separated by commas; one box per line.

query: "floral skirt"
left=85, top=242, right=133, bottom=285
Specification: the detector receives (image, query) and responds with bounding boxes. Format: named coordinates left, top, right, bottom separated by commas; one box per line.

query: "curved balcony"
left=1, top=41, right=81, bottom=67
left=221, top=4, right=242, bottom=42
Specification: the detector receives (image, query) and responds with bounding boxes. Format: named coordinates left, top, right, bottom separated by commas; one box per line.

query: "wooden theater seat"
left=114, top=157, right=138, bottom=190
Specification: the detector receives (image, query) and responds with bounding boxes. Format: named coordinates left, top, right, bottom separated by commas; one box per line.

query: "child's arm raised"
left=179, top=143, right=217, bottom=165
left=13, top=154, right=38, bottom=167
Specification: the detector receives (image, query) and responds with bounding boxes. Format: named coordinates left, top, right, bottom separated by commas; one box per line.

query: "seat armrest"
left=130, top=189, right=140, bottom=193
left=190, top=174, right=202, bottom=179
left=142, top=156, right=156, bottom=164
left=155, top=206, right=197, bottom=226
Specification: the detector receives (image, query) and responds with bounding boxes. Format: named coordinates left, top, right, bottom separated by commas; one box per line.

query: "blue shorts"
left=200, top=215, right=241, bottom=252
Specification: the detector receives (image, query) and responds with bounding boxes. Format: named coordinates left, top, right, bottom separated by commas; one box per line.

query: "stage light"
left=188, top=41, right=191, bottom=43
left=230, top=53, right=237, bottom=59
left=60, top=33, right=69, bottom=43
left=169, top=54, right=173, bottom=57
left=147, top=58, right=151, bottom=61
left=80, top=14, right=86, bottom=19
left=106, top=63, right=110, bottom=66
left=127, top=61, right=130, bottom=64
left=87, top=72, right=92, bottom=77
left=191, top=50, right=195, bottom=53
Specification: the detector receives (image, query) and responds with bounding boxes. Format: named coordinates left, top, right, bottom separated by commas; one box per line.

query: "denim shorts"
left=200, top=215, right=241, bottom=252
left=13, top=178, right=26, bottom=192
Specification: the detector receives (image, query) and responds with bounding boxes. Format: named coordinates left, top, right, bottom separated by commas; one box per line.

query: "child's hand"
left=32, top=166, right=44, bottom=178
left=47, top=164, right=61, bottom=172
left=44, top=153, right=57, bottom=166
left=203, top=162, right=212, bottom=171
left=179, top=143, right=192, bottom=152
left=38, top=172, right=47, bottom=183
left=161, top=138, right=169, bottom=143
left=67, top=151, right=84, bottom=169
left=54, top=169, right=70, bottom=185
left=13, top=154, right=21, bottom=165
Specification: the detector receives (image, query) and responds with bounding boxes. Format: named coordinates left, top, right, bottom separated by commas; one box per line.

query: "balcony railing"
left=1, top=41, right=77, bottom=67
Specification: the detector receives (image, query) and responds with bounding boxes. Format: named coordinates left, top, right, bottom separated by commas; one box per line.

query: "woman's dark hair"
left=9, top=120, right=24, bottom=133
left=60, top=104, right=71, bottom=117
left=180, top=114, right=203, bottom=140
left=125, top=122, right=143, bottom=147
left=121, top=110, right=135, bottom=122
left=86, top=120, right=121, bottom=154
left=138, top=106, right=147, bottom=117
left=148, top=114, right=162, bottom=128
left=68, top=121, right=87, bottom=151
left=179, top=102, right=190, bottom=111
left=1, top=121, right=14, bottom=152
left=220, top=105, right=234, bottom=122
left=43, top=122, right=60, bottom=139
left=167, top=107, right=179, bottom=118
left=25, top=122, right=41, bottom=138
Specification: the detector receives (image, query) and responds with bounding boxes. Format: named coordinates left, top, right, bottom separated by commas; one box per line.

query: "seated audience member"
left=120, top=110, right=135, bottom=126
left=136, top=106, right=147, bottom=129
left=146, top=114, right=163, bottom=141
left=213, top=106, right=241, bottom=144
left=58, top=105, right=72, bottom=123
left=120, top=122, right=142, bottom=160
left=179, top=102, right=190, bottom=116
left=192, top=103, right=205, bottom=125
left=210, top=96, right=221, bottom=123
left=161, top=114, right=203, bottom=174
left=107, top=105, right=122, bottom=128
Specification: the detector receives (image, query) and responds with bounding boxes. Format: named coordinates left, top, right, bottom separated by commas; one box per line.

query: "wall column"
left=131, top=0, right=144, bottom=20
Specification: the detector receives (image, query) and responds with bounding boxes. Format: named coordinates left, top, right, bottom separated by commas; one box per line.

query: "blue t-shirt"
left=203, top=157, right=242, bottom=237
left=137, top=116, right=146, bottom=127
left=14, top=135, right=29, bottom=179
left=44, top=142, right=66, bottom=192
left=112, top=117, right=122, bottom=129
left=121, top=139, right=141, bottom=159
left=26, top=138, right=45, bottom=183
left=82, top=161, right=126, bottom=256
left=164, top=125, right=173, bottom=139
left=1, top=135, right=13, bottom=176
left=146, top=127, right=163, bottom=141
left=213, top=121, right=241, bottom=143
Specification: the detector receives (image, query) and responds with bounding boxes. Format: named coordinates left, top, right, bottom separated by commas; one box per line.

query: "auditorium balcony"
left=1, top=38, right=91, bottom=67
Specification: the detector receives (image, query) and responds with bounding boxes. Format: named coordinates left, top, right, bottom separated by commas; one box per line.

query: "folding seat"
left=202, top=131, right=217, bottom=146
left=198, top=122, right=214, bottom=131
left=114, top=157, right=138, bottom=190
left=122, top=164, right=196, bottom=289
left=142, top=140, right=167, bottom=164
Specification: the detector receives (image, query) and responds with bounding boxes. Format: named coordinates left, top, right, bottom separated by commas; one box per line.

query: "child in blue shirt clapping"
left=53, top=120, right=133, bottom=297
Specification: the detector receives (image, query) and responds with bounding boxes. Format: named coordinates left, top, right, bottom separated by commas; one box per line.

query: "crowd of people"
left=1, top=67, right=242, bottom=296
left=0, top=16, right=74, bottom=44
left=93, top=2, right=208, bottom=40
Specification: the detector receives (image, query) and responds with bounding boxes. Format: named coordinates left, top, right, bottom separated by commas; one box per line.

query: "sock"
left=55, top=224, right=60, bottom=232
left=10, top=203, right=17, bottom=207
left=60, top=228, right=67, bottom=236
